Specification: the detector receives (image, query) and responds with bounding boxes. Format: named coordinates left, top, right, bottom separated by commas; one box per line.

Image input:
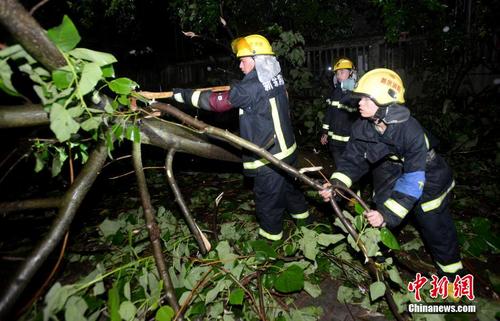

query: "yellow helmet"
left=333, top=58, right=354, bottom=71
left=231, top=34, right=274, bottom=58
left=353, top=68, right=405, bottom=106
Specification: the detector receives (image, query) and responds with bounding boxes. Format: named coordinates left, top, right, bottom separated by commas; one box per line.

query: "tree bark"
left=0, top=197, right=61, bottom=213
left=132, top=142, right=182, bottom=319
left=140, top=118, right=240, bottom=162
left=0, top=0, right=66, bottom=71
left=165, top=148, right=211, bottom=254
left=0, top=104, right=50, bottom=128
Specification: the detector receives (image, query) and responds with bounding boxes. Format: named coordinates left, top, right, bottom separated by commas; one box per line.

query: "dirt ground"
left=294, top=278, right=389, bottom=321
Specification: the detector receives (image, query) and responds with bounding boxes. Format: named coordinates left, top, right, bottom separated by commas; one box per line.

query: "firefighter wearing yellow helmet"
left=320, top=57, right=359, bottom=164
left=231, top=34, right=275, bottom=57
left=173, top=34, right=309, bottom=241
left=320, top=68, right=464, bottom=280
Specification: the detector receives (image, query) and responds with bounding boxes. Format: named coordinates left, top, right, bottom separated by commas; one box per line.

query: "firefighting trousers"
left=253, top=168, right=309, bottom=240
left=372, top=156, right=462, bottom=277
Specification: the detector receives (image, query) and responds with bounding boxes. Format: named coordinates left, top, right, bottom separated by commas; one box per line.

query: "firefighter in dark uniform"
left=319, top=68, right=463, bottom=278
left=320, top=58, right=359, bottom=165
left=172, top=34, right=309, bottom=241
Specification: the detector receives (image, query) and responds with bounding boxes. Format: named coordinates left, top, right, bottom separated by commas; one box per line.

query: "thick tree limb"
left=132, top=142, right=182, bottom=319
left=140, top=118, right=240, bottom=162
left=0, top=197, right=61, bottom=214
left=0, top=140, right=108, bottom=319
left=0, top=0, right=66, bottom=71
left=0, top=104, right=240, bottom=163
left=0, top=104, right=50, bottom=128
left=165, top=148, right=211, bottom=254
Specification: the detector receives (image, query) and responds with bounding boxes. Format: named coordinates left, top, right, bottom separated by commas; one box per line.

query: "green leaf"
left=64, top=296, right=88, bottom=321
left=67, top=104, right=84, bottom=118
left=69, top=48, right=117, bottom=66
left=52, top=68, right=74, bottom=89
left=303, top=281, right=321, bottom=298
left=369, top=281, right=386, bottom=301
left=472, top=217, right=491, bottom=235
left=354, top=214, right=364, bottom=231
left=81, top=116, right=102, bottom=132
left=0, top=44, right=24, bottom=59
left=0, top=60, right=20, bottom=96
left=119, top=301, right=137, bottom=321
left=250, top=239, right=277, bottom=259
left=380, top=227, right=400, bottom=250
left=43, top=283, right=76, bottom=318
left=284, top=243, right=298, bottom=256
left=118, top=94, right=130, bottom=106
left=337, top=285, right=354, bottom=303
left=186, top=301, right=206, bottom=317
left=93, top=281, right=105, bottom=296
left=229, top=288, right=244, bottom=305
left=107, top=284, right=120, bottom=321
left=51, top=155, right=63, bottom=177
left=354, top=202, right=365, bottom=215
left=99, top=218, right=122, bottom=237
left=49, top=103, right=80, bottom=142
left=155, top=306, right=174, bottom=321
left=205, top=280, right=226, bottom=304
left=125, top=125, right=141, bottom=143
left=47, top=15, right=81, bottom=52
left=185, top=266, right=210, bottom=290
left=220, top=222, right=240, bottom=241
left=274, top=264, right=304, bottom=293
left=102, top=64, right=115, bottom=78
left=300, top=227, right=319, bottom=260
left=78, top=62, right=102, bottom=96
left=317, top=233, right=345, bottom=246
left=109, top=77, right=138, bottom=95
left=34, top=153, right=46, bottom=172
left=387, top=266, right=404, bottom=286
left=216, top=241, right=237, bottom=268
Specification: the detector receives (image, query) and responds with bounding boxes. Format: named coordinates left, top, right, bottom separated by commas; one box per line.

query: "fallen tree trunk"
left=0, top=104, right=240, bottom=162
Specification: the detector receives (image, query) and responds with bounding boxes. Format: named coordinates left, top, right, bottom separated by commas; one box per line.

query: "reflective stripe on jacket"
left=321, top=85, right=358, bottom=145
left=229, top=70, right=298, bottom=176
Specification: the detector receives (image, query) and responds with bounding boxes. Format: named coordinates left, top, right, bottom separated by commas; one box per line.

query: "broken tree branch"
left=0, top=197, right=61, bottom=214
left=165, top=148, right=211, bottom=254
left=132, top=142, right=182, bottom=320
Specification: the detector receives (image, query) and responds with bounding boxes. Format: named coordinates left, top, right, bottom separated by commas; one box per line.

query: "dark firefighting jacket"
left=173, top=69, right=298, bottom=176
left=321, top=84, right=358, bottom=146
left=330, top=110, right=454, bottom=227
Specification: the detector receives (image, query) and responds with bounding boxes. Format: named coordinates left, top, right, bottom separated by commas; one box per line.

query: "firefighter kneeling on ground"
left=172, top=34, right=309, bottom=241
left=319, top=68, right=465, bottom=280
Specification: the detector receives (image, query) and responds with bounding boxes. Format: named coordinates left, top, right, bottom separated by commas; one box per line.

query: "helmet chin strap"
left=374, top=105, right=388, bottom=120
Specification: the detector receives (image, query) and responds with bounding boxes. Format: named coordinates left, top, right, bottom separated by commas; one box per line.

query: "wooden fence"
left=134, top=35, right=498, bottom=94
